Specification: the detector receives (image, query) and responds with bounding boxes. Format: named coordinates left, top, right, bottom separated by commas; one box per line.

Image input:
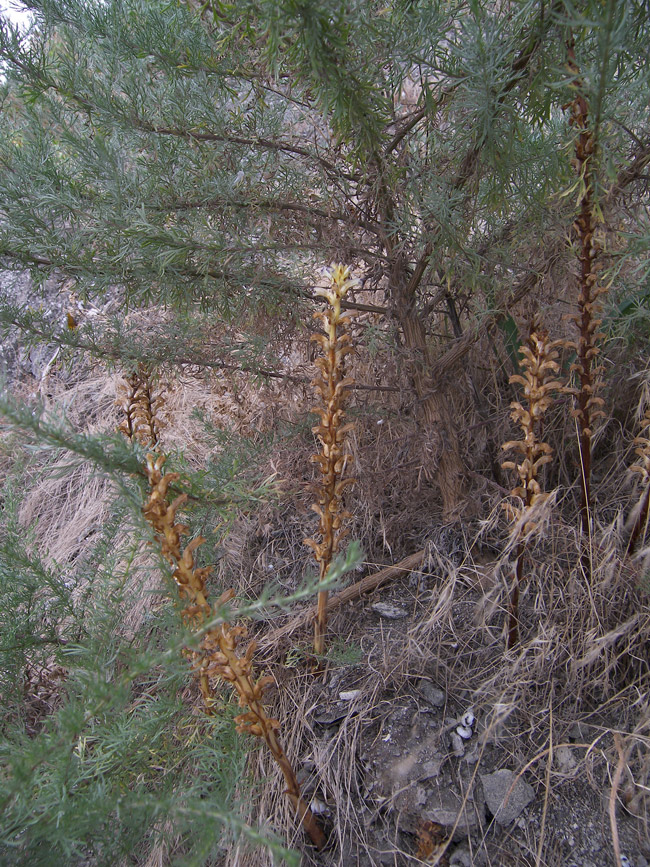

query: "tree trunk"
left=391, top=258, right=467, bottom=519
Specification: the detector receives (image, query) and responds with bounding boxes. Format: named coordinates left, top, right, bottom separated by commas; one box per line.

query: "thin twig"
left=258, top=550, right=425, bottom=651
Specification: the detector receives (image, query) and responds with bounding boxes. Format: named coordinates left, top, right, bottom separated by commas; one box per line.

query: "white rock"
left=310, top=796, right=328, bottom=814
left=371, top=602, right=408, bottom=619
left=461, top=710, right=475, bottom=728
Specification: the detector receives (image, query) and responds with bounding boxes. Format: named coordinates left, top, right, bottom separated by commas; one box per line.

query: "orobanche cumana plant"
left=120, top=364, right=326, bottom=847
left=1, top=0, right=650, bottom=863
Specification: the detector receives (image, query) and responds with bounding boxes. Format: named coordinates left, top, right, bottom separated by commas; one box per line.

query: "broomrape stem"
left=626, top=405, right=650, bottom=557
left=502, top=327, right=561, bottom=648
left=118, top=381, right=325, bottom=849
left=116, top=363, right=163, bottom=448
left=141, top=454, right=326, bottom=849
left=564, top=39, right=607, bottom=541
left=305, top=264, right=357, bottom=659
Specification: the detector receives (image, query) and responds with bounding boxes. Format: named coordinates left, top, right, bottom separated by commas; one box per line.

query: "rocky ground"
left=264, top=563, right=649, bottom=867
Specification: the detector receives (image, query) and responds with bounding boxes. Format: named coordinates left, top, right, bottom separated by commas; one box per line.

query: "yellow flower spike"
left=502, top=326, right=562, bottom=648
left=120, top=381, right=326, bottom=850
left=306, top=265, right=358, bottom=662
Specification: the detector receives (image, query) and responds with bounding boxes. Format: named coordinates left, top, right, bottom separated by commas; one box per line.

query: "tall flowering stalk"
left=118, top=386, right=326, bottom=849
left=117, top=364, right=163, bottom=448
left=305, top=264, right=357, bottom=658
left=502, top=328, right=562, bottom=648
left=141, top=455, right=326, bottom=849
left=627, top=406, right=650, bottom=557
left=564, top=40, right=607, bottom=538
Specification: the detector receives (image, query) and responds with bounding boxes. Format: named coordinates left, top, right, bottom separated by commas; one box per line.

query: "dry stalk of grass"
left=564, top=38, right=608, bottom=538
left=304, top=264, right=358, bottom=658
left=626, top=404, right=650, bottom=556
left=502, top=327, right=562, bottom=648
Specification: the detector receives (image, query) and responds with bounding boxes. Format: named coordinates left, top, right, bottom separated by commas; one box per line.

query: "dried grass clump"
left=305, top=264, right=358, bottom=658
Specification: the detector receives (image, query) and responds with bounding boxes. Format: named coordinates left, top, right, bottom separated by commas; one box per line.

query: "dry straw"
left=502, top=327, right=562, bottom=648
left=305, top=264, right=357, bottom=658
left=118, top=372, right=326, bottom=850
left=627, top=405, right=650, bottom=556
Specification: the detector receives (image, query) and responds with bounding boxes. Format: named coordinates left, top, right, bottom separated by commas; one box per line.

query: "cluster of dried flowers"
left=502, top=328, right=563, bottom=647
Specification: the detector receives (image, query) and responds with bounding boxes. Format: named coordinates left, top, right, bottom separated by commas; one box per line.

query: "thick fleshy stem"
left=141, top=454, right=326, bottom=849
left=502, top=328, right=562, bottom=647
left=564, top=40, right=607, bottom=540
left=626, top=408, right=650, bottom=557
left=305, top=264, right=357, bottom=659
left=117, top=364, right=163, bottom=448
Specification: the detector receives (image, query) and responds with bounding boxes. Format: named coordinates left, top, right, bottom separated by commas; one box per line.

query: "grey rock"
left=371, top=602, right=408, bottom=619
left=450, top=731, right=466, bottom=757
left=339, top=690, right=361, bottom=701
left=568, top=722, right=592, bottom=742
left=419, top=680, right=446, bottom=707
left=420, top=779, right=484, bottom=837
left=312, top=704, right=349, bottom=724
left=554, top=745, right=577, bottom=773
left=480, top=769, right=535, bottom=825
left=420, top=755, right=443, bottom=779
left=450, top=847, right=472, bottom=867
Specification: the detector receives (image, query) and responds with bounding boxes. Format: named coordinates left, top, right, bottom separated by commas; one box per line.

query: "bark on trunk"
left=391, top=259, right=466, bottom=519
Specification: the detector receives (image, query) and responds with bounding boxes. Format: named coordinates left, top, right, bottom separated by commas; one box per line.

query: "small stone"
left=568, top=722, right=591, bottom=741
left=460, top=710, right=475, bottom=728
left=415, top=785, right=427, bottom=806
left=420, top=755, right=443, bottom=779
left=419, top=680, right=446, bottom=707
left=463, top=744, right=480, bottom=765
left=309, top=796, right=328, bottom=815
left=450, top=847, right=472, bottom=867
left=480, top=769, right=535, bottom=825
left=312, top=704, right=348, bottom=724
left=339, top=689, right=361, bottom=701
left=371, top=602, right=408, bottom=619
left=554, top=745, right=577, bottom=773
left=450, top=732, right=466, bottom=757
